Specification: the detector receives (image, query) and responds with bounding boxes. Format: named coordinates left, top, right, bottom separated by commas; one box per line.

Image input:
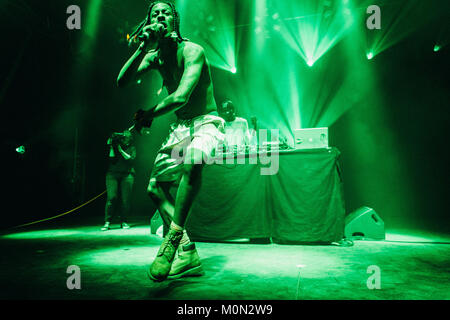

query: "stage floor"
left=0, top=217, right=449, bottom=300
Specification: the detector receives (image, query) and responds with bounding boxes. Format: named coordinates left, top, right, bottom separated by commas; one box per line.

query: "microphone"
left=138, top=32, right=150, bottom=42
left=138, top=23, right=166, bottom=41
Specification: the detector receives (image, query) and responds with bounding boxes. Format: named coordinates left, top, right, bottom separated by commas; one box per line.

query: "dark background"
left=1, top=0, right=448, bottom=233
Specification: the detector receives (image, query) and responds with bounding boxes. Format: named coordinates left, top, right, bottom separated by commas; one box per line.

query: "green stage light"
left=85, top=0, right=102, bottom=38
left=364, top=0, right=428, bottom=61
left=240, top=0, right=358, bottom=139
left=178, top=0, right=238, bottom=74
left=433, top=45, right=441, bottom=52
left=79, top=0, right=103, bottom=56
left=337, top=0, right=419, bottom=231
left=274, top=0, right=354, bottom=69
left=16, top=146, right=26, bottom=154
left=1, top=230, right=84, bottom=240
left=230, top=67, right=237, bottom=74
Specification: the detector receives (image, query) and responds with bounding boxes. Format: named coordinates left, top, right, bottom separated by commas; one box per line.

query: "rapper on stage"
left=117, top=1, right=225, bottom=281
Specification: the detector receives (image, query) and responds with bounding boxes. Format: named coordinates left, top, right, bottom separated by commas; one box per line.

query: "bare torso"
left=155, top=41, right=217, bottom=120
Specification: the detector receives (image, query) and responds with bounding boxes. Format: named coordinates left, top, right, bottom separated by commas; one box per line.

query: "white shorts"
left=150, top=113, right=225, bottom=182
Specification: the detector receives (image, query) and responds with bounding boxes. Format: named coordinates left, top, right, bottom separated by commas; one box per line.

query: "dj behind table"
left=183, top=126, right=345, bottom=244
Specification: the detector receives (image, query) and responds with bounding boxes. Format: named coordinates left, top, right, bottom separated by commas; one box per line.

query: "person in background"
left=101, top=130, right=136, bottom=231
left=219, top=100, right=257, bottom=153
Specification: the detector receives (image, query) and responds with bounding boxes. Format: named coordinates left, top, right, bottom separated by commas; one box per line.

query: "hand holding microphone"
left=139, top=22, right=167, bottom=43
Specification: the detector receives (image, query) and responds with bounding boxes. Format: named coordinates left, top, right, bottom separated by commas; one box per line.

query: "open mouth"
left=159, top=21, right=168, bottom=29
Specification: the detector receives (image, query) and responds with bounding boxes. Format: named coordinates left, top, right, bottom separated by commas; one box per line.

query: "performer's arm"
left=145, top=44, right=205, bottom=119
left=117, top=24, right=164, bottom=88
left=117, top=46, right=157, bottom=88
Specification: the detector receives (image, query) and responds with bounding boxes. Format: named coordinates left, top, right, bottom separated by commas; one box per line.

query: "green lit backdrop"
left=1, top=0, right=449, bottom=233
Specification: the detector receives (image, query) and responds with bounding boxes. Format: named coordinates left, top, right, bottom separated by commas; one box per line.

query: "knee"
left=147, top=179, right=158, bottom=198
left=147, top=179, right=163, bottom=203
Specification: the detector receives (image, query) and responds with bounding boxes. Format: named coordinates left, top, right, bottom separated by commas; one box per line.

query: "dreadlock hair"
left=128, top=1, right=184, bottom=46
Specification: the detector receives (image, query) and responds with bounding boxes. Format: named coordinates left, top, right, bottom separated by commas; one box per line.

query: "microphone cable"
left=6, top=190, right=107, bottom=230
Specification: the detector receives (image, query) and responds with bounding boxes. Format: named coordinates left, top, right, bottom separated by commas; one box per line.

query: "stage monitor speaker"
left=344, top=206, right=385, bottom=240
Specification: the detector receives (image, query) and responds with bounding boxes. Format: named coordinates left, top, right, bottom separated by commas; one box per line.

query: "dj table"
left=185, top=147, right=345, bottom=243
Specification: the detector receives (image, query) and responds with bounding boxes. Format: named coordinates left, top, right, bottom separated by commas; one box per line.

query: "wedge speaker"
left=344, top=206, right=385, bottom=240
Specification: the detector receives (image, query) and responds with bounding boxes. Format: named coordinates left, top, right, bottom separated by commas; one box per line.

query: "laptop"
left=294, top=127, right=329, bottom=150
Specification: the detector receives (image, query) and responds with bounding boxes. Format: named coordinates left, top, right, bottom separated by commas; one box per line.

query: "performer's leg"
left=166, top=162, right=204, bottom=279
left=148, top=120, right=221, bottom=281
left=170, top=120, right=225, bottom=229
left=148, top=151, right=205, bottom=282
left=172, top=163, right=203, bottom=228
left=147, top=179, right=176, bottom=233
left=148, top=179, right=194, bottom=243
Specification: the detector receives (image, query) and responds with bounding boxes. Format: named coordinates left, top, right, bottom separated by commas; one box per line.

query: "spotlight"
left=433, top=45, right=441, bottom=52
left=16, top=146, right=26, bottom=155
left=230, top=67, right=237, bottom=74
left=307, top=59, right=314, bottom=67
left=367, top=52, right=374, bottom=60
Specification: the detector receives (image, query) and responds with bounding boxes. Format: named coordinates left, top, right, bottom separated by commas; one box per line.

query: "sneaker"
left=101, top=222, right=110, bottom=231
left=121, top=222, right=130, bottom=229
left=147, top=228, right=183, bottom=282
left=167, top=243, right=204, bottom=279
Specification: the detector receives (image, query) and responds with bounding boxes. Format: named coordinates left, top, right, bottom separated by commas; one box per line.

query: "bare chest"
left=156, top=53, right=184, bottom=92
